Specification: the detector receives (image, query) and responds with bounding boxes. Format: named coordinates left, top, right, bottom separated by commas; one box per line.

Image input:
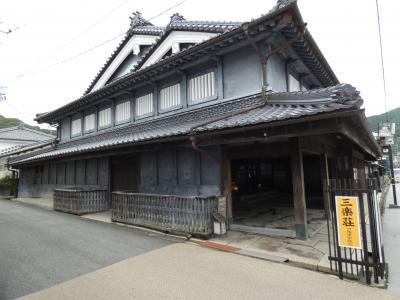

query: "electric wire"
left=1, top=0, right=190, bottom=81
left=27, top=0, right=132, bottom=72
left=0, top=0, right=190, bottom=121
left=375, top=0, right=389, bottom=123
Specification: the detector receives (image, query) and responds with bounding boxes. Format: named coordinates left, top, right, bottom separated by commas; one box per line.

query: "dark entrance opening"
left=230, top=154, right=325, bottom=236
left=231, top=157, right=293, bottom=229
left=110, top=154, right=140, bottom=192
left=303, top=154, right=324, bottom=209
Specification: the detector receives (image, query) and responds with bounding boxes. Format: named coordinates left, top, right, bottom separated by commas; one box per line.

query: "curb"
left=193, top=239, right=290, bottom=264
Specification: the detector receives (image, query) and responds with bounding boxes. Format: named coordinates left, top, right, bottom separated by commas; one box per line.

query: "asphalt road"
left=384, top=183, right=400, bottom=293
left=0, top=199, right=172, bottom=300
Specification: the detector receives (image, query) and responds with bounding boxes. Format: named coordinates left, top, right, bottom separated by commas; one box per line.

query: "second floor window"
left=159, top=83, right=181, bottom=111
left=115, top=100, right=131, bottom=123
left=136, top=93, right=153, bottom=117
left=188, top=71, right=216, bottom=103
left=98, top=107, right=112, bottom=128
left=84, top=113, right=95, bottom=132
left=71, top=118, right=82, bottom=136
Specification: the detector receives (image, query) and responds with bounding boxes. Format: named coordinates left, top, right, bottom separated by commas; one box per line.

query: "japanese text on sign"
left=335, top=196, right=361, bottom=249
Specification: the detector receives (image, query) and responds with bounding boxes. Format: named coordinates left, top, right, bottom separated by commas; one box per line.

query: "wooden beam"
left=290, top=137, right=307, bottom=240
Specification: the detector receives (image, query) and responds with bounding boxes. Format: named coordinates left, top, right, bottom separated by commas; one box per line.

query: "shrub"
left=0, top=175, right=18, bottom=194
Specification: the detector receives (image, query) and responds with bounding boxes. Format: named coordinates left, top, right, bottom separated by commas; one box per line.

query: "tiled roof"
left=84, top=11, right=240, bottom=95
left=0, top=139, right=55, bottom=158
left=0, top=126, right=55, bottom=142
left=83, top=25, right=164, bottom=95
left=11, top=84, right=363, bottom=165
left=37, top=1, right=340, bottom=124
left=132, top=15, right=241, bottom=72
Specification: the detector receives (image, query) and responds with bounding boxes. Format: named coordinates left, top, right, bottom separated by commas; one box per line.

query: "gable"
left=139, top=31, right=218, bottom=70
left=90, top=34, right=159, bottom=92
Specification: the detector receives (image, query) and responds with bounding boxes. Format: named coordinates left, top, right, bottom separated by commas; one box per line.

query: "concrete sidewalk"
left=207, top=225, right=331, bottom=272
left=383, top=183, right=400, bottom=293
left=20, top=243, right=399, bottom=300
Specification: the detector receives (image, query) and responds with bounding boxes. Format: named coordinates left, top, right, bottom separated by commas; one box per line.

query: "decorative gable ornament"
left=169, top=13, right=185, bottom=24
left=128, top=11, right=153, bottom=34
left=269, top=0, right=296, bottom=13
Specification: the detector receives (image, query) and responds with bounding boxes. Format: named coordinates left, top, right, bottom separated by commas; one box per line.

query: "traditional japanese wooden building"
left=7, top=0, right=380, bottom=239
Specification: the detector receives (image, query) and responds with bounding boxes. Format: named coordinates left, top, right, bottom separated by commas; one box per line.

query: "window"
left=159, top=83, right=181, bottom=110
left=71, top=118, right=82, bottom=136
left=115, top=100, right=131, bottom=123
left=188, top=71, right=216, bottom=103
left=98, top=107, right=112, bottom=128
left=288, top=74, right=301, bottom=92
left=136, top=93, right=153, bottom=117
left=84, top=113, right=95, bottom=132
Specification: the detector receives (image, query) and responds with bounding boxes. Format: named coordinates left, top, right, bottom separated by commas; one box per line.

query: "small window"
left=71, top=118, right=82, bottom=136
left=188, top=71, right=216, bottom=103
left=288, top=74, right=301, bottom=92
left=115, top=100, right=131, bottom=124
left=98, top=107, right=112, bottom=128
left=84, top=113, right=95, bottom=132
left=159, top=83, right=181, bottom=111
left=136, top=93, right=153, bottom=117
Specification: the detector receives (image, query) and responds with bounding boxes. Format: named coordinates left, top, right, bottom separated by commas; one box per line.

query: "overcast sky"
left=0, top=0, right=399, bottom=129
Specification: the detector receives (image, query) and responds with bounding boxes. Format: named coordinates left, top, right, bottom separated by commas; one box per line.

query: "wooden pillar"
left=320, top=151, right=330, bottom=219
left=221, top=147, right=233, bottom=223
left=290, top=137, right=307, bottom=240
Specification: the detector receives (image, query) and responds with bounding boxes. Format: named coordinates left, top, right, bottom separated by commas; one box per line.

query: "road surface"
left=0, top=199, right=172, bottom=300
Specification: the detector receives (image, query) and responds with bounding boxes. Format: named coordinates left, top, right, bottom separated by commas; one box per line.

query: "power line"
left=11, top=32, right=125, bottom=79
left=2, top=0, right=190, bottom=81
left=148, top=0, right=189, bottom=21
left=28, top=0, right=132, bottom=71
left=375, top=0, right=389, bottom=123
left=3, top=99, right=31, bottom=120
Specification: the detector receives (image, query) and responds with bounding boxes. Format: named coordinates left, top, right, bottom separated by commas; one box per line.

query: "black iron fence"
left=325, top=178, right=385, bottom=284
left=111, top=192, right=218, bottom=237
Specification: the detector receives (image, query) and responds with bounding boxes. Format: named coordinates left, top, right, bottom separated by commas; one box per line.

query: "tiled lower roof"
left=0, top=126, right=55, bottom=142
left=10, top=84, right=362, bottom=165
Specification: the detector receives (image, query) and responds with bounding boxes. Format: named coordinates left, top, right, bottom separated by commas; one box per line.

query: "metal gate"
left=325, top=178, right=385, bottom=284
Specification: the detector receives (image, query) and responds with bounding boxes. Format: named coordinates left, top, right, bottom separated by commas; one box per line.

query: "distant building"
left=0, top=126, right=54, bottom=177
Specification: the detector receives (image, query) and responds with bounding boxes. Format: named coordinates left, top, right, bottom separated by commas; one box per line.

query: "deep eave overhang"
left=36, top=2, right=339, bottom=124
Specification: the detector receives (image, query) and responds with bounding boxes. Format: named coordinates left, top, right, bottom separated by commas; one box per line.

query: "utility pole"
left=379, top=123, right=398, bottom=207
left=388, top=145, right=398, bottom=205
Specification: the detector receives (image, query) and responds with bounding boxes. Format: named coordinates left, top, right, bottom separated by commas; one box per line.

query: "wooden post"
left=320, top=151, right=330, bottom=219
left=290, top=137, right=307, bottom=240
left=221, top=147, right=233, bottom=223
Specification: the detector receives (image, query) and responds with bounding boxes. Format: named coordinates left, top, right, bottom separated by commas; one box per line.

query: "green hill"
left=0, top=114, right=55, bottom=135
left=367, top=107, right=400, bottom=154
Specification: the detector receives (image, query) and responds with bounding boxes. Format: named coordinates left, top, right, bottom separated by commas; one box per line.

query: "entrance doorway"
left=110, top=154, right=139, bottom=192
left=230, top=154, right=325, bottom=237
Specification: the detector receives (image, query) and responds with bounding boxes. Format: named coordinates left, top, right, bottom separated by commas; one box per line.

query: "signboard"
left=378, top=123, right=395, bottom=138
left=335, top=196, right=362, bottom=249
